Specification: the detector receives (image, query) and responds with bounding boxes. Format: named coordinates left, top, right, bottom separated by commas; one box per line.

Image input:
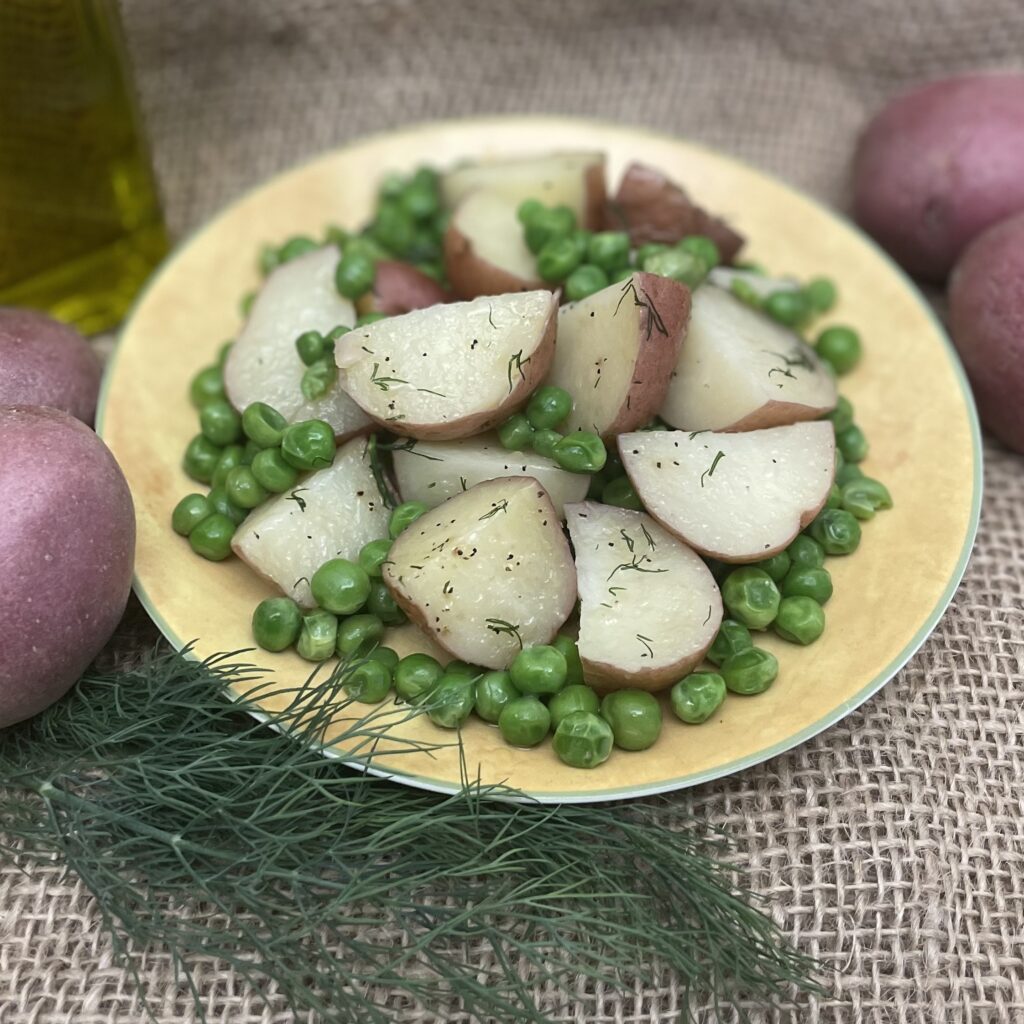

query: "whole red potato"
left=854, top=73, right=1024, bottom=282
left=948, top=211, right=1024, bottom=454
left=0, top=406, right=135, bottom=727
left=0, top=308, right=102, bottom=424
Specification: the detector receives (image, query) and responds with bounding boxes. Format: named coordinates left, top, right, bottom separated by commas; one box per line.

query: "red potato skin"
left=0, top=308, right=102, bottom=425
left=357, top=260, right=450, bottom=316
left=443, top=222, right=546, bottom=300
left=603, top=162, right=745, bottom=263
left=948, top=211, right=1024, bottom=454
left=854, top=73, right=1024, bottom=282
left=0, top=407, right=135, bottom=726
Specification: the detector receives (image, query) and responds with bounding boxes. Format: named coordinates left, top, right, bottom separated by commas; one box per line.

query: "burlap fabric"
left=2, top=2, right=1023, bottom=1021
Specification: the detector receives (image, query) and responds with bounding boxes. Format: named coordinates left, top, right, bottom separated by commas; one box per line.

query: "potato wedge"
left=618, top=423, right=835, bottom=562
left=660, top=285, right=836, bottom=432
left=566, top=502, right=721, bottom=693
left=382, top=477, right=576, bottom=669
left=231, top=437, right=390, bottom=607
left=390, top=433, right=589, bottom=518
left=334, top=290, right=557, bottom=440
left=546, top=272, right=691, bottom=438
left=604, top=161, right=745, bottom=262
left=223, top=246, right=372, bottom=440
left=443, top=190, right=545, bottom=300
left=356, top=260, right=450, bottom=317
left=441, top=151, right=606, bottom=228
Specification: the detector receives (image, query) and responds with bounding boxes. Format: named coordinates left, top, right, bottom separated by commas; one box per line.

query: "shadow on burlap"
left=2, top=2, right=1022, bottom=1021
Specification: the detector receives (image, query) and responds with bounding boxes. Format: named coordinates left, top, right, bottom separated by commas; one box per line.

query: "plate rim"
left=97, top=114, right=984, bottom=803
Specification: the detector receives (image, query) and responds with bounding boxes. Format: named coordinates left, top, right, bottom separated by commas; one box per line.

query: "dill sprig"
left=0, top=647, right=823, bottom=1022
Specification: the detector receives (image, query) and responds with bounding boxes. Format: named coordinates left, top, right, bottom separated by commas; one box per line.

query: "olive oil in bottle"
left=0, top=0, right=167, bottom=334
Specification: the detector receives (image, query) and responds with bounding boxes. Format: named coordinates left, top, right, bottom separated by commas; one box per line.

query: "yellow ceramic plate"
left=98, top=117, right=981, bottom=803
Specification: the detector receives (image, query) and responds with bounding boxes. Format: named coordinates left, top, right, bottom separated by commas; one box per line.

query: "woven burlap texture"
left=2, top=1, right=1023, bottom=1021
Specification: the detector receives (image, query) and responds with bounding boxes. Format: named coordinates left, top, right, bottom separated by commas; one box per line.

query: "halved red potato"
left=618, top=423, right=835, bottom=562
left=356, top=260, right=450, bottom=317
left=566, top=502, right=722, bottom=694
left=660, top=285, right=836, bottom=432
left=334, top=290, right=557, bottom=440
left=546, top=272, right=691, bottom=439
left=383, top=477, right=577, bottom=670
left=604, top=161, right=745, bottom=263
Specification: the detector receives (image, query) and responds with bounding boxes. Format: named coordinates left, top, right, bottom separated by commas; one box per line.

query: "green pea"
left=217, top=341, right=233, bottom=367
left=552, top=711, right=613, bottom=768
left=199, top=399, right=242, bottom=447
left=310, top=558, right=371, bottom=615
left=678, top=235, right=720, bottom=267
left=531, top=429, right=562, bottom=459
left=564, top=264, right=609, bottom=301
left=426, top=677, right=476, bottom=729
left=670, top=672, right=727, bottom=724
left=730, top=278, right=762, bottom=308
left=259, top=243, right=280, bottom=276
left=370, top=200, right=416, bottom=255
left=301, top=358, right=337, bottom=401
left=707, top=619, right=753, bottom=667
left=240, top=290, right=256, bottom=318
left=786, top=534, right=825, bottom=570
left=296, top=610, right=339, bottom=662
left=553, top=431, right=607, bottom=474
left=721, top=647, right=778, bottom=695
left=815, top=326, right=861, bottom=375
left=721, top=567, right=781, bottom=630
left=356, top=312, right=388, bottom=327
left=774, top=596, right=825, bottom=645
left=548, top=684, right=600, bottom=729
left=599, top=690, right=662, bottom=751
left=345, top=234, right=391, bottom=265
left=498, top=696, right=551, bottom=747
left=524, top=205, right=576, bottom=254
left=635, top=242, right=668, bottom=265
left=389, top=501, right=429, bottom=539
left=206, top=486, right=246, bottom=527
left=344, top=660, right=392, bottom=703
left=414, top=260, right=445, bottom=282
left=841, top=477, right=893, bottom=520
left=367, top=646, right=400, bottom=670
left=278, top=235, right=319, bottom=264
left=568, top=230, right=592, bottom=262
left=366, top=579, right=406, bottom=625
left=296, top=328, right=328, bottom=365
left=550, top=634, right=585, bottom=687
left=393, top=653, right=444, bottom=704
left=836, top=424, right=868, bottom=463
left=536, top=236, right=583, bottom=282
left=836, top=461, right=865, bottom=487
left=825, top=395, right=854, bottom=434
left=325, top=324, right=351, bottom=344
left=250, top=448, right=299, bottom=493
left=358, top=538, right=392, bottom=578
left=171, top=493, right=212, bottom=537
left=378, top=172, right=406, bottom=202
left=399, top=178, right=440, bottom=223
left=243, top=439, right=262, bottom=463
left=475, top=670, right=520, bottom=724
left=804, top=277, right=837, bottom=314
left=601, top=475, right=643, bottom=510
left=587, top=231, right=631, bottom=272
left=497, top=414, right=534, bottom=451
left=756, top=550, right=791, bottom=583
left=609, top=265, right=637, bottom=284
left=335, top=614, right=385, bottom=658
left=526, top=386, right=573, bottom=430
left=642, top=248, right=707, bottom=288
left=765, top=289, right=812, bottom=327
left=808, top=508, right=861, bottom=555
left=188, top=513, right=235, bottom=561
left=184, top=434, right=224, bottom=485
left=211, top=444, right=246, bottom=488
left=189, top=365, right=226, bottom=409
left=251, top=597, right=302, bottom=652
left=781, top=566, right=833, bottom=604
left=222, top=466, right=266, bottom=510
left=335, top=250, right=376, bottom=299
left=281, top=419, right=336, bottom=471
left=516, top=198, right=545, bottom=225
left=441, top=661, right=480, bottom=684
left=509, top=645, right=567, bottom=696
left=826, top=483, right=843, bottom=510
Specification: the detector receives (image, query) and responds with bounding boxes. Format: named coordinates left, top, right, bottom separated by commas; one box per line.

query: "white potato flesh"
left=382, top=477, right=577, bottom=669
left=449, top=190, right=542, bottom=284
left=546, top=272, right=691, bottom=438
left=231, top=437, right=390, bottom=607
left=441, top=151, right=604, bottom=224
left=391, top=434, right=589, bottom=518
left=223, top=247, right=371, bottom=439
left=619, top=423, right=835, bottom=562
left=707, top=267, right=801, bottom=300
left=334, top=290, right=556, bottom=439
left=660, top=285, right=837, bottom=432
left=566, top=503, right=721, bottom=693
